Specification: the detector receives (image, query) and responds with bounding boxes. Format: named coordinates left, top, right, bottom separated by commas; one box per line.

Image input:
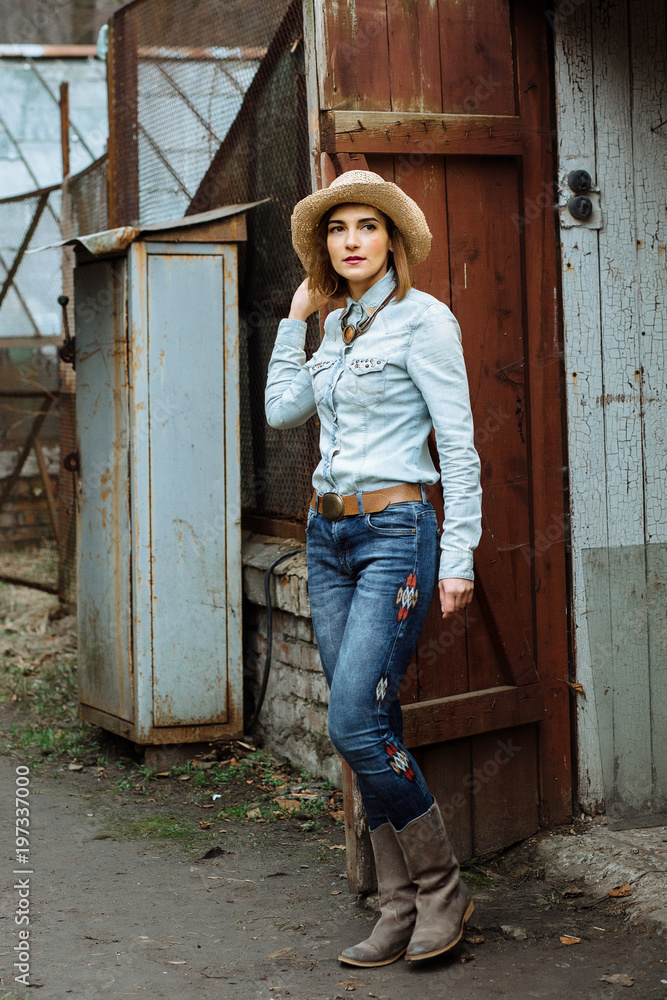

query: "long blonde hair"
left=306, top=203, right=413, bottom=305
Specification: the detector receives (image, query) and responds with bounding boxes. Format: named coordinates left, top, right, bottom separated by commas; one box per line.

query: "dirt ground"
left=0, top=585, right=666, bottom=1000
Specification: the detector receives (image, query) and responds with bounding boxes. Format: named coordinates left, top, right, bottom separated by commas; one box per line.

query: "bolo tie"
left=341, top=285, right=397, bottom=344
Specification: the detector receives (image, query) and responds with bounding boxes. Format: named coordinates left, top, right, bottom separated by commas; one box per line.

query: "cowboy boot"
left=338, top=822, right=417, bottom=967
left=394, top=801, right=474, bottom=962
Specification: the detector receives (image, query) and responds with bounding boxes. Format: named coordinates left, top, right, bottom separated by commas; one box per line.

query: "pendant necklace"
left=341, top=285, right=396, bottom=345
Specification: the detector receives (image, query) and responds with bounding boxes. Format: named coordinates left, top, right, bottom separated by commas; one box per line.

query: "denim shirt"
left=264, top=266, right=482, bottom=581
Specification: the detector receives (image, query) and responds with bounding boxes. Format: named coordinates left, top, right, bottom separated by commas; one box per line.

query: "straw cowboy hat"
left=291, top=170, right=432, bottom=269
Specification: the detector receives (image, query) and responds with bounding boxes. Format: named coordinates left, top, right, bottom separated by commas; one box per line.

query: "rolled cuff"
left=438, top=547, right=474, bottom=583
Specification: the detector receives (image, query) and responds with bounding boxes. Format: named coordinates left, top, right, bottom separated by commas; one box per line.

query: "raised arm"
left=264, top=278, right=329, bottom=430
left=264, top=319, right=317, bottom=429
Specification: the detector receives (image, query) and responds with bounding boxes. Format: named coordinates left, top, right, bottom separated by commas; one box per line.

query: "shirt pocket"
left=306, top=358, right=336, bottom=405
left=343, top=356, right=389, bottom=409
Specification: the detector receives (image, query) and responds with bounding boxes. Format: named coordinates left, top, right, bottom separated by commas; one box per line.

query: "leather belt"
left=310, top=483, right=423, bottom=521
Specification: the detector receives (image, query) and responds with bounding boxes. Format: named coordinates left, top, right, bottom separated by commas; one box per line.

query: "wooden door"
left=303, top=0, right=570, bottom=882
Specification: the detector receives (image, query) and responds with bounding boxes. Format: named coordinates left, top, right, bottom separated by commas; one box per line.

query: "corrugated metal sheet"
left=28, top=199, right=269, bottom=256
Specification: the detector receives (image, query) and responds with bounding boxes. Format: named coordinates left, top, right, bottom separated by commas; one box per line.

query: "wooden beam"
left=0, top=45, right=98, bottom=58
left=515, top=0, right=572, bottom=827
left=334, top=151, right=369, bottom=172
left=60, top=81, right=69, bottom=179
left=322, top=111, right=523, bottom=156
left=242, top=513, right=306, bottom=543
left=0, top=337, right=61, bottom=348
left=33, top=440, right=59, bottom=543
left=0, top=395, right=53, bottom=511
left=107, top=14, right=139, bottom=227
left=342, top=761, right=375, bottom=895
left=402, top=684, right=544, bottom=747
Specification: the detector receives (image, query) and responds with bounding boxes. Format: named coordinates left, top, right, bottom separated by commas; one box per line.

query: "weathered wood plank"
left=474, top=516, right=539, bottom=687
left=402, top=684, right=544, bottom=747
left=591, top=0, right=652, bottom=815
left=342, top=761, right=375, bottom=894
left=438, top=0, right=516, bottom=116
left=444, top=155, right=535, bottom=693
left=107, top=12, right=138, bottom=226
left=554, top=0, right=606, bottom=814
left=629, top=0, right=667, bottom=814
left=321, top=111, right=522, bottom=156
left=415, top=740, right=473, bottom=861
left=515, top=0, right=572, bottom=825
left=471, top=724, right=539, bottom=854
left=318, top=0, right=391, bottom=111
left=385, top=0, right=442, bottom=113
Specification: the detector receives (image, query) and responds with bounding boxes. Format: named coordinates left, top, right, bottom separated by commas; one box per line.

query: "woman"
left=264, top=170, right=482, bottom=966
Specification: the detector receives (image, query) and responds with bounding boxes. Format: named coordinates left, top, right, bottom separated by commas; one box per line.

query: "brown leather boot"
left=394, top=801, right=474, bottom=962
left=338, top=822, right=417, bottom=967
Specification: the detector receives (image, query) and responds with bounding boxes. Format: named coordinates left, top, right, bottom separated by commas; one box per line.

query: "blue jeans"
left=305, top=486, right=440, bottom=831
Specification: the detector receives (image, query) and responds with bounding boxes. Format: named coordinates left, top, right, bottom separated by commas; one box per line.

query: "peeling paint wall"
left=555, top=1, right=667, bottom=822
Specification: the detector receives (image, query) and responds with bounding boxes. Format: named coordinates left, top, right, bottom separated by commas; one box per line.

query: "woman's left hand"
left=439, top=578, right=473, bottom=619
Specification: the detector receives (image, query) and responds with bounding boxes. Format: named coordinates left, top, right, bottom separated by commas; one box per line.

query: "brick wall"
left=0, top=445, right=59, bottom=547
left=0, top=474, right=58, bottom=546
left=242, top=531, right=342, bottom=788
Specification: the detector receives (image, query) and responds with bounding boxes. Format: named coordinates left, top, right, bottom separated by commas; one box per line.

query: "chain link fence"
left=107, top=0, right=319, bottom=528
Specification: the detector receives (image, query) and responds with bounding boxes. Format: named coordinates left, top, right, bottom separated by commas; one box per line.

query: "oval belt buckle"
left=320, top=492, right=345, bottom=521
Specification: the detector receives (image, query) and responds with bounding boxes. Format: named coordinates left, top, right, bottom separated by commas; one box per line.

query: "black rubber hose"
left=246, top=546, right=306, bottom=733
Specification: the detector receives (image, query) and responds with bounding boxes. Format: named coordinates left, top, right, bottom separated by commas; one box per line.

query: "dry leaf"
left=166, top=960, right=186, bottom=965
left=599, top=973, right=634, bottom=987
left=460, top=951, right=475, bottom=963
left=274, top=797, right=301, bottom=813
left=570, top=682, right=586, bottom=697
left=338, top=981, right=364, bottom=991
left=177, top=774, right=191, bottom=781
left=331, top=810, right=345, bottom=820
left=559, top=935, right=581, bottom=945
left=268, top=947, right=294, bottom=959
left=608, top=881, right=632, bottom=898
left=201, top=803, right=214, bottom=809
left=330, top=890, right=342, bottom=895
left=562, top=886, right=584, bottom=897
left=199, top=821, right=211, bottom=830
left=465, top=934, right=485, bottom=944
left=329, top=844, right=346, bottom=851
left=154, top=771, right=170, bottom=778
left=247, top=807, right=261, bottom=819
left=68, top=763, right=84, bottom=771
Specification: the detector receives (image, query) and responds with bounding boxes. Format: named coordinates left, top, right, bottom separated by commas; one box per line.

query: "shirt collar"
left=340, top=266, right=396, bottom=333
left=345, top=265, right=397, bottom=312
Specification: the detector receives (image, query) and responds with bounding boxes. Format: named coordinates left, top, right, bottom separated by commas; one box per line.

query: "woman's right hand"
left=288, top=278, right=329, bottom=321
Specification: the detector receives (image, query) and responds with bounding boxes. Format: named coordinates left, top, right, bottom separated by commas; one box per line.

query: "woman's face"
left=326, top=203, right=393, bottom=293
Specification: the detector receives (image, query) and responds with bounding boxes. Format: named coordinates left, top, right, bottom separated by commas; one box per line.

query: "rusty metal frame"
left=0, top=190, right=50, bottom=313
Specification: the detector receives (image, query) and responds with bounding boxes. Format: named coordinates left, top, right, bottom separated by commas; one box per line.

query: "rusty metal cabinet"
left=66, top=206, right=252, bottom=744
